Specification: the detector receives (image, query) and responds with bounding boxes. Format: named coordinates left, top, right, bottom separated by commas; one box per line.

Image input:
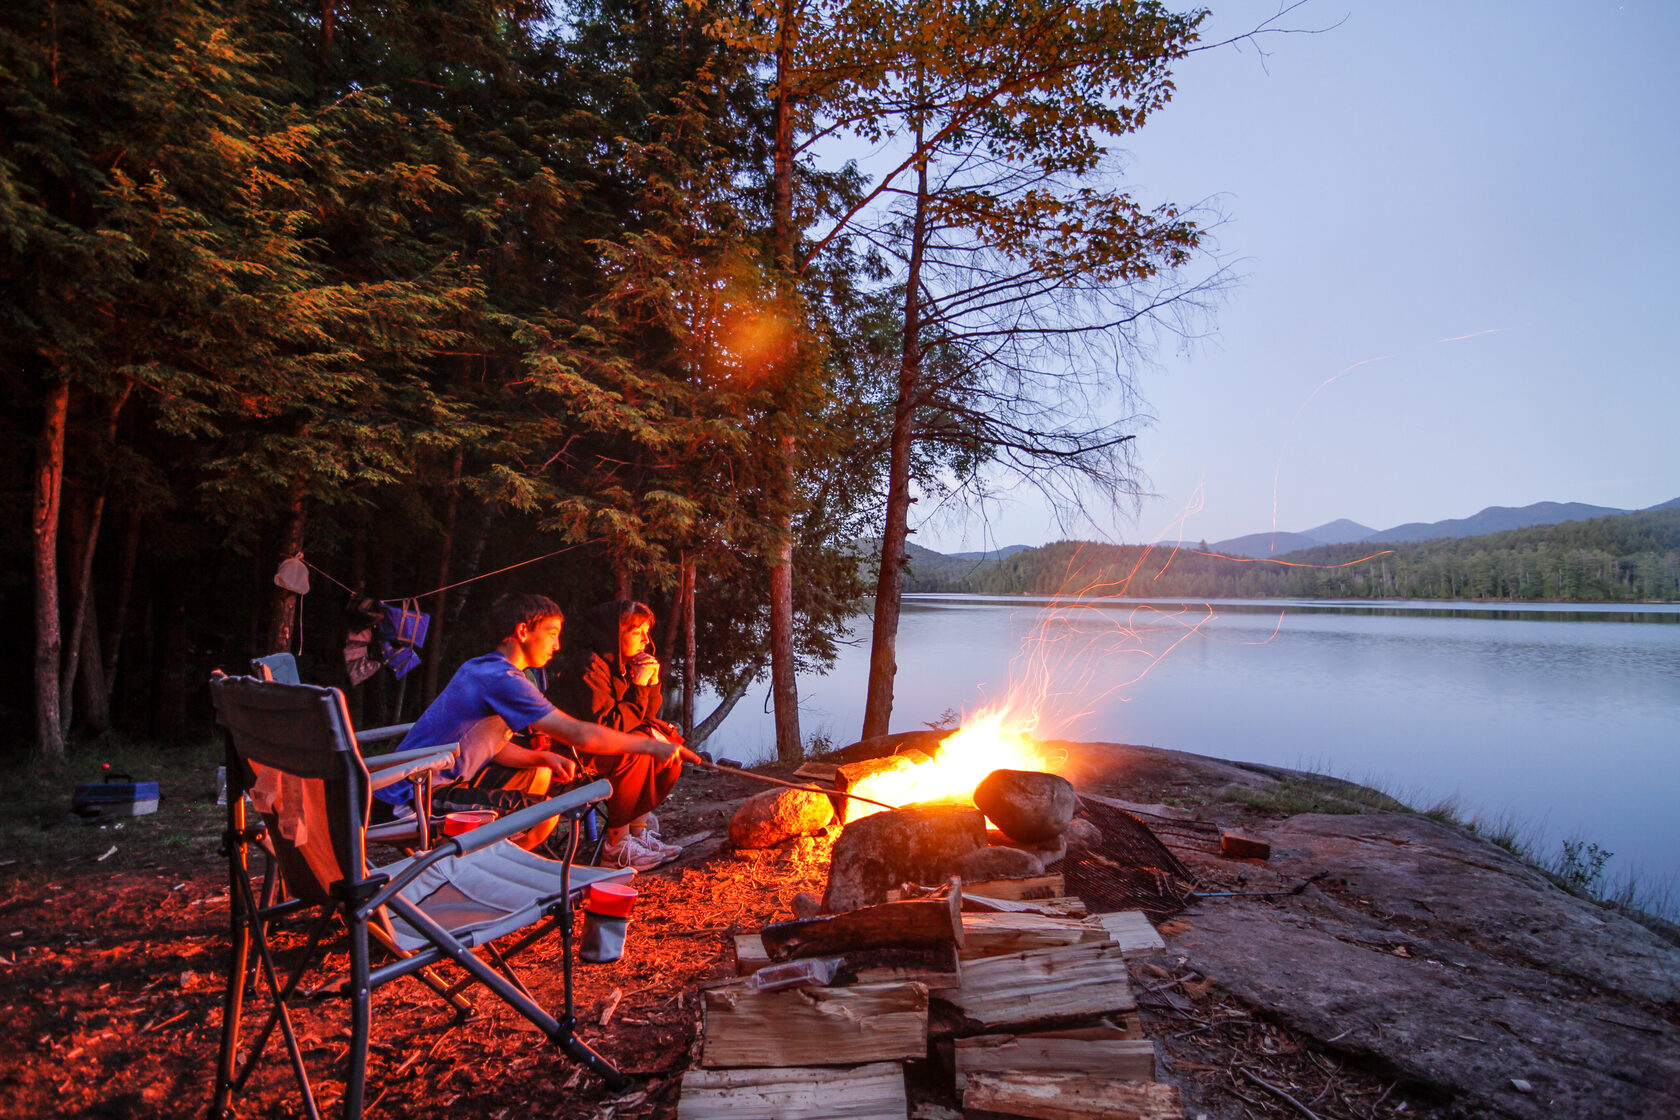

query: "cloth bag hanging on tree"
left=376, top=599, right=430, bottom=680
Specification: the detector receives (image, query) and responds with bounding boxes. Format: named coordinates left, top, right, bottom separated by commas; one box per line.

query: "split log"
left=958, top=873, right=1064, bottom=901
left=734, top=933, right=770, bottom=976
left=933, top=940, right=1136, bottom=1030
left=962, top=1071, right=1185, bottom=1120
left=955, top=1029, right=1155, bottom=1080
left=700, top=982, right=929, bottom=1068
left=733, top=934, right=961, bottom=986
left=761, top=887, right=963, bottom=961
left=1086, top=911, right=1166, bottom=958
left=960, top=912, right=1105, bottom=960
left=791, top=760, right=838, bottom=785
left=677, top=1061, right=907, bottom=1120
left=1220, top=830, right=1272, bottom=860
left=824, top=804, right=986, bottom=913
left=843, top=944, right=962, bottom=987
left=963, top=893, right=1088, bottom=919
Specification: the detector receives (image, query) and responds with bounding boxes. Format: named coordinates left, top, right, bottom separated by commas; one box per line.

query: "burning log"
left=823, top=804, right=986, bottom=914
left=728, top=787, right=835, bottom=850
left=832, top=754, right=929, bottom=824
left=760, top=885, right=964, bottom=961
left=972, top=769, right=1077, bottom=844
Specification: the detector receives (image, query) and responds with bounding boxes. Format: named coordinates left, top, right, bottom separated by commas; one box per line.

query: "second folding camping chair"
left=209, top=673, right=635, bottom=1120
left=252, top=651, right=445, bottom=851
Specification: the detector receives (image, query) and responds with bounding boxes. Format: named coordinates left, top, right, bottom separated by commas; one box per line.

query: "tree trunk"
left=59, top=488, right=109, bottom=731
left=770, top=463, right=801, bottom=761
left=265, top=478, right=308, bottom=654
left=767, top=1, right=802, bottom=762
left=420, top=449, right=463, bottom=704
left=60, top=382, right=129, bottom=735
left=101, top=509, right=141, bottom=714
left=681, top=556, right=697, bottom=739
left=690, top=655, right=767, bottom=748
left=76, top=594, right=111, bottom=735
left=33, top=380, right=70, bottom=760
left=862, top=138, right=929, bottom=741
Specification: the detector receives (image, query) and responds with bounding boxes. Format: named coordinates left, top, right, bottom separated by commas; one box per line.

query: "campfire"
left=836, top=709, right=1061, bottom=824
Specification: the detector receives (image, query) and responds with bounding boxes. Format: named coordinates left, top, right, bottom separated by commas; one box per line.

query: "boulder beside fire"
left=823, top=768, right=1084, bottom=914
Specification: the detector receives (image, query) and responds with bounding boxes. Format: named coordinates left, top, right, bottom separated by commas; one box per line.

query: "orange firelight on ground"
left=844, top=707, right=1059, bottom=822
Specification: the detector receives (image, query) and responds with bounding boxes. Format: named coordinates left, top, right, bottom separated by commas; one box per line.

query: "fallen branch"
left=1240, top=1066, right=1324, bottom=1120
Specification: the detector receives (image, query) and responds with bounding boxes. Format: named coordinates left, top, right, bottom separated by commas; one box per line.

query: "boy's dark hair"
left=490, top=593, right=563, bottom=641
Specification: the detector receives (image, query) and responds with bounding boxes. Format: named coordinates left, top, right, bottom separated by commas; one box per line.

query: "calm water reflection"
left=701, top=596, right=1680, bottom=888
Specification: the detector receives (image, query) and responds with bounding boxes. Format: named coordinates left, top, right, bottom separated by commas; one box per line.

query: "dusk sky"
left=915, top=0, right=1679, bottom=553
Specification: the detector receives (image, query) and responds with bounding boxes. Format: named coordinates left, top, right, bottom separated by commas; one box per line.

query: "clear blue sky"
left=916, top=0, right=1680, bottom=552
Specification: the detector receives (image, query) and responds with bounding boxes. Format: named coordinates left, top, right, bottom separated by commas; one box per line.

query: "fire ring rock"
left=951, top=844, right=1045, bottom=883
left=972, top=769, right=1077, bottom=844
left=823, top=804, right=986, bottom=913
left=728, top=787, right=836, bottom=850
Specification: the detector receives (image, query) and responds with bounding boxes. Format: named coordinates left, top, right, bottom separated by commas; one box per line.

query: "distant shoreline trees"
left=900, top=510, right=1680, bottom=603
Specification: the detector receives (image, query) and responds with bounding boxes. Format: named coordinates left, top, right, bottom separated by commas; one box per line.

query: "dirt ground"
left=0, top=744, right=1571, bottom=1119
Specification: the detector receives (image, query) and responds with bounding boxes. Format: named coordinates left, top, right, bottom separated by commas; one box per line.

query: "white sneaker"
left=641, top=812, right=661, bottom=839
left=634, top=830, right=681, bottom=860
left=601, top=833, right=673, bottom=872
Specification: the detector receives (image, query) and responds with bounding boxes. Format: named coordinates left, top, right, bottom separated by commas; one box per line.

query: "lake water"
left=698, top=596, right=1680, bottom=893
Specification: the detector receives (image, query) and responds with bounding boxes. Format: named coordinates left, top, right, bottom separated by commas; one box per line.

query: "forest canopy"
left=2, top=0, right=1216, bottom=756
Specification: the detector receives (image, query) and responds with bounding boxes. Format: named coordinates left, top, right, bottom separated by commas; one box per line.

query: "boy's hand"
left=541, top=752, right=578, bottom=782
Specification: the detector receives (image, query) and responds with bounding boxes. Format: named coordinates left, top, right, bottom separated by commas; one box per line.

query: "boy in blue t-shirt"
left=379, top=593, right=689, bottom=862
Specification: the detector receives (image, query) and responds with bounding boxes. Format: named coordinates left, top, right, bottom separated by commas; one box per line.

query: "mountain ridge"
left=1210, top=498, right=1678, bottom=558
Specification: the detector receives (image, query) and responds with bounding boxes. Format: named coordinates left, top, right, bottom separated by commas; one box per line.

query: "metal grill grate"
left=1053, top=798, right=1197, bottom=919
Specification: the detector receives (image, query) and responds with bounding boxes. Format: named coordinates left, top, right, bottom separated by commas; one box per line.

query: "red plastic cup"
left=586, top=881, right=637, bottom=917
left=443, top=809, right=498, bottom=836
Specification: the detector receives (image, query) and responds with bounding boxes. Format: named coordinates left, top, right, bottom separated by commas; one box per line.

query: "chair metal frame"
left=209, top=673, right=633, bottom=1119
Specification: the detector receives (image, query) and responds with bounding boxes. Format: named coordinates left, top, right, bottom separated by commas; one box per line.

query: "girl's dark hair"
left=578, top=599, right=655, bottom=657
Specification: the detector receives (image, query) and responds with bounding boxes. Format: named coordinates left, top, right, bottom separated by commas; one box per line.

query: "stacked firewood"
left=675, top=872, right=1187, bottom=1120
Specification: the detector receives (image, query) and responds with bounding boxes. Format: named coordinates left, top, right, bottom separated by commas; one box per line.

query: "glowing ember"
left=846, top=709, right=1056, bottom=822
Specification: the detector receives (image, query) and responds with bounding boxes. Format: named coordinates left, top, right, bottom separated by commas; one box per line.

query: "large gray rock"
left=1167, top=811, right=1680, bottom=1120
left=972, top=769, right=1077, bottom=843
left=951, top=844, right=1045, bottom=883
left=823, top=804, right=986, bottom=913
left=728, top=788, right=835, bottom=850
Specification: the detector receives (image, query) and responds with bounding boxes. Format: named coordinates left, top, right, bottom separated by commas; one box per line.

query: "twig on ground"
left=599, top=987, right=623, bottom=1028
left=1240, top=1066, right=1324, bottom=1120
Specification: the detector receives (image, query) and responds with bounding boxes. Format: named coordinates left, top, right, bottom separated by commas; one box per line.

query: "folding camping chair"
left=209, top=673, right=635, bottom=1120
left=252, top=652, right=438, bottom=851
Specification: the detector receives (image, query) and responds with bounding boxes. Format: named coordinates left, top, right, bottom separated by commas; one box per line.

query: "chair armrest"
left=366, top=749, right=455, bottom=793
left=452, top=779, right=614, bottom=858
left=364, top=779, right=615, bottom=910
left=356, top=722, right=417, bottom=746
left=365, top=744, right=458, bottom=771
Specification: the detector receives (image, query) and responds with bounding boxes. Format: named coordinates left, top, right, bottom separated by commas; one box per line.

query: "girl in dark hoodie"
left=547, top=600, right=691, bottom=870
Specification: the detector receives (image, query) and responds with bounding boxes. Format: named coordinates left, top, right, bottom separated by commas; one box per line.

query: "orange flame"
left=845, top=707, right=1061, bottom=822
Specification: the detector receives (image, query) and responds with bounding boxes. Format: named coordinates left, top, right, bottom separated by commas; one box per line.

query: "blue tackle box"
left=73, top=769, right=159, bottom=818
